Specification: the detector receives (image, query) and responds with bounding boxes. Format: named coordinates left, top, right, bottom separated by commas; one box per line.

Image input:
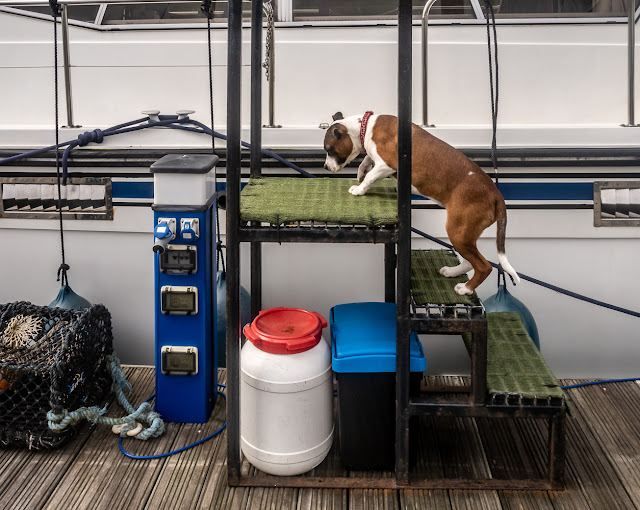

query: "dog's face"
left=323, top=111, right=359, bottom=173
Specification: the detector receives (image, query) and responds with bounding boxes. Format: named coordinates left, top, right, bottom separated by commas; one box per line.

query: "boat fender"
left=484, top=281, right=540, bottom=350
left=216, top=270, right=251, bottom=368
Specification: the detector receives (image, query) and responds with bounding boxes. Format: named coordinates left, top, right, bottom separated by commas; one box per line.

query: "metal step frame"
left=224, top=0, right=567, bottom=490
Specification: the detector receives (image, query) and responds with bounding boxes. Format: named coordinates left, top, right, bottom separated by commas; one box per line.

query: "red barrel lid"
left=243, top=307, right=328, bottom=355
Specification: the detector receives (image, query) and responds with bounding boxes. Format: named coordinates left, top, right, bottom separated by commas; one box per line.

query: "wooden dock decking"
left=2, top=366, right=640, bottom=510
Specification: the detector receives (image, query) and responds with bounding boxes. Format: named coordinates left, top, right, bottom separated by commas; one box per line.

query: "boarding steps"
left=406, top=249, right=568, bottom=488
left=227, top=177, right=567, bottom=489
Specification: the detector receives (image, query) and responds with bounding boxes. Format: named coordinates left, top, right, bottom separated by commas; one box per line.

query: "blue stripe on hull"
left=111, top=181, right=594, bottom=202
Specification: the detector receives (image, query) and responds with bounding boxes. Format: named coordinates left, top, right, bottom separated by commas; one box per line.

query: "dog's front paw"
left=349, top=185, right=365, bottom=196
left=454, top=283, right=473, bottom=296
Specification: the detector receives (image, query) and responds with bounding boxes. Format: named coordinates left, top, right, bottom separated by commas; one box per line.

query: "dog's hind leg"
left=439, top=258, right=472, bottom=278
left=450, top=242, right=492, bottom=296
left=446, top=216, right=493, bottom=295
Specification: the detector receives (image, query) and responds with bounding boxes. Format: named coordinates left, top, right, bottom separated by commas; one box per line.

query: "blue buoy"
left=215, top=270, right=251, bottom=368
left=49, top=284, right=91, bottom=310
left=484, top=281, right=540, bottom=350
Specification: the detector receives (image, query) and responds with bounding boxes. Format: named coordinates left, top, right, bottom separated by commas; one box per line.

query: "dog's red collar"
left=360, top=111, right=374, bottom=155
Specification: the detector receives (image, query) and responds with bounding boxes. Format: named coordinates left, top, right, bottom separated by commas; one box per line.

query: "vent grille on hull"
left=594, top=181, right=640, bottom=227
left=0, top=177, right=113, bottom=220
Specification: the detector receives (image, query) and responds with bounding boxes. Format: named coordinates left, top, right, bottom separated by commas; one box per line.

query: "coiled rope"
left=47, top=354, right=165, bottom=440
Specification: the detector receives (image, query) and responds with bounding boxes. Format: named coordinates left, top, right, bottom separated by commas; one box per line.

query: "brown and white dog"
left=323, top=111, right=519, bottom=296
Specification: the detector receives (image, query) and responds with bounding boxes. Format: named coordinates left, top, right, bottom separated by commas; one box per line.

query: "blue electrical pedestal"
left=151, top=154, right=219, bottom=423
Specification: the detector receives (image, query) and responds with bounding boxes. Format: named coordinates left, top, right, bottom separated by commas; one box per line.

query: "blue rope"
left=1, top=116, right=315, bottom=180
left=59, top=118, right=190, bottom=183
left=187, top=120, right=317, bottom=178
left=119, top=387, right=227, bottom=460
left=561, top=378, right=640, bottom=390
left=0, top=117, right=149, bottom=167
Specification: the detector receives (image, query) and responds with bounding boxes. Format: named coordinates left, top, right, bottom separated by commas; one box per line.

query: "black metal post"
left=395, top=0, right=413, bottom=486
left=250, top=0, right=263, bottom=319
left=548, top=412, right=567, bottom=489
left=226, top=0, right=242, bottom=484
left=250, top=244, right=262, bottom=320
left=471, top=322, right=487, bottom=405
left=385, top=243, right=396, bottom=303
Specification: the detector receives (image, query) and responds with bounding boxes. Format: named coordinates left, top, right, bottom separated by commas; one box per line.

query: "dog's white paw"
left=454, top=283, right=473, bottom=296
left=349, top=185, right=365, bottom=196
left=439, top=266, right=457, bottom=278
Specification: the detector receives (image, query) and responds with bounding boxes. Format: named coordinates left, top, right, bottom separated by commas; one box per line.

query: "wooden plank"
left=42, top=367, right=181, bottom=510
left=433, top=377, right=502, bottom=510
left=515, top=399, right=635, bottom=510
left=586, top=380, right=640, bottom=442
left=561, top=380, right=640, bottom=508
left=242, top=472, right=299, bottom=510
left=195, top=417, right=250, bottom=510
left=401, top=413, right=452, bottom=510
left=475, top=417, right=554, bottom=510
left=404, top=377, right=454, bottom=510
left=297, top=423, right=347, bottom=510
left=0, top=424, right=94, bottom=510
left=0, top=366, right=123, bottom=510
left=145, top=370, right=229, bottom=510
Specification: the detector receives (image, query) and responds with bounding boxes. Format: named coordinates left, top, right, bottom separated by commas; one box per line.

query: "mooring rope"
left=47, top=354, right=165, bottom=440
left=48, top=0, right=70, bottom=288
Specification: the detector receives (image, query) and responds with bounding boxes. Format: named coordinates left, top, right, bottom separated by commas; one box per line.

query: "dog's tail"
left=495, top=198, right=520, bottom=285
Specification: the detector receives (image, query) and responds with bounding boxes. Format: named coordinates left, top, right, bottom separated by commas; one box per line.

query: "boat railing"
left=626, top=0, right=638, bottom=127
left=421, top=0, right=640, bottom=128
left=421, top=0, right=438, bottom=127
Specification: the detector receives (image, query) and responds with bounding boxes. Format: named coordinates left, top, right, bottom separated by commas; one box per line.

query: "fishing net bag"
left=0, top=301, right=113, bottom=449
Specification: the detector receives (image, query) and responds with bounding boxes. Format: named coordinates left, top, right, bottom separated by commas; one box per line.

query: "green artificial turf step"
left=240, top=177, right=398, bottom=227
left=464, top=312, right=566, bottom=401
left=411, top=250, right=480, bottom=306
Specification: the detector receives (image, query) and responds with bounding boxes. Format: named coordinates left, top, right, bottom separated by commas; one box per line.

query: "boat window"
left=8, top=4, right=99, bottom=23
left=292, top=0, right=475, bottom=21
left=492, top=0, right=639, bottom=18
left=101, top=1, right=251, bottom=24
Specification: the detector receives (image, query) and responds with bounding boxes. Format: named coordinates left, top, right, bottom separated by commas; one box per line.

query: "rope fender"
left=47, top=354, right=165, bottom=440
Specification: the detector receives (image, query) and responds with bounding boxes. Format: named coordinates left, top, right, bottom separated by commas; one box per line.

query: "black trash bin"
left=330, top=302, right=426, bottom=470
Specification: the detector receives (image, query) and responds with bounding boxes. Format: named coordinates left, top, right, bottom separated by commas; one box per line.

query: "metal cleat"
left=142, top=110, right=161, bottom=122
left=177, top=109, right=196, bottom=120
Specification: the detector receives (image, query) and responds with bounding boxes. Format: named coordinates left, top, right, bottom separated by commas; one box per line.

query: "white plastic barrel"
left=240, top=307, right=334, bottom=476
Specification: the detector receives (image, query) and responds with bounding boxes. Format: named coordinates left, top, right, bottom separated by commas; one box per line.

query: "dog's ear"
left=332, top=126, right=343, bottom=139
left=332, top=111, right=344, bottom=121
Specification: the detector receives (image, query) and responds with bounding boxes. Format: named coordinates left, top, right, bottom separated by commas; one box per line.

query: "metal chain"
left=263, top=0, right=274, bottom=81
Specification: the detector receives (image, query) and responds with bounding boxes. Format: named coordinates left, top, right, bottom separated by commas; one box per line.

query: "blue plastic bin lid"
left=330, top=302, right=427, bottom=373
